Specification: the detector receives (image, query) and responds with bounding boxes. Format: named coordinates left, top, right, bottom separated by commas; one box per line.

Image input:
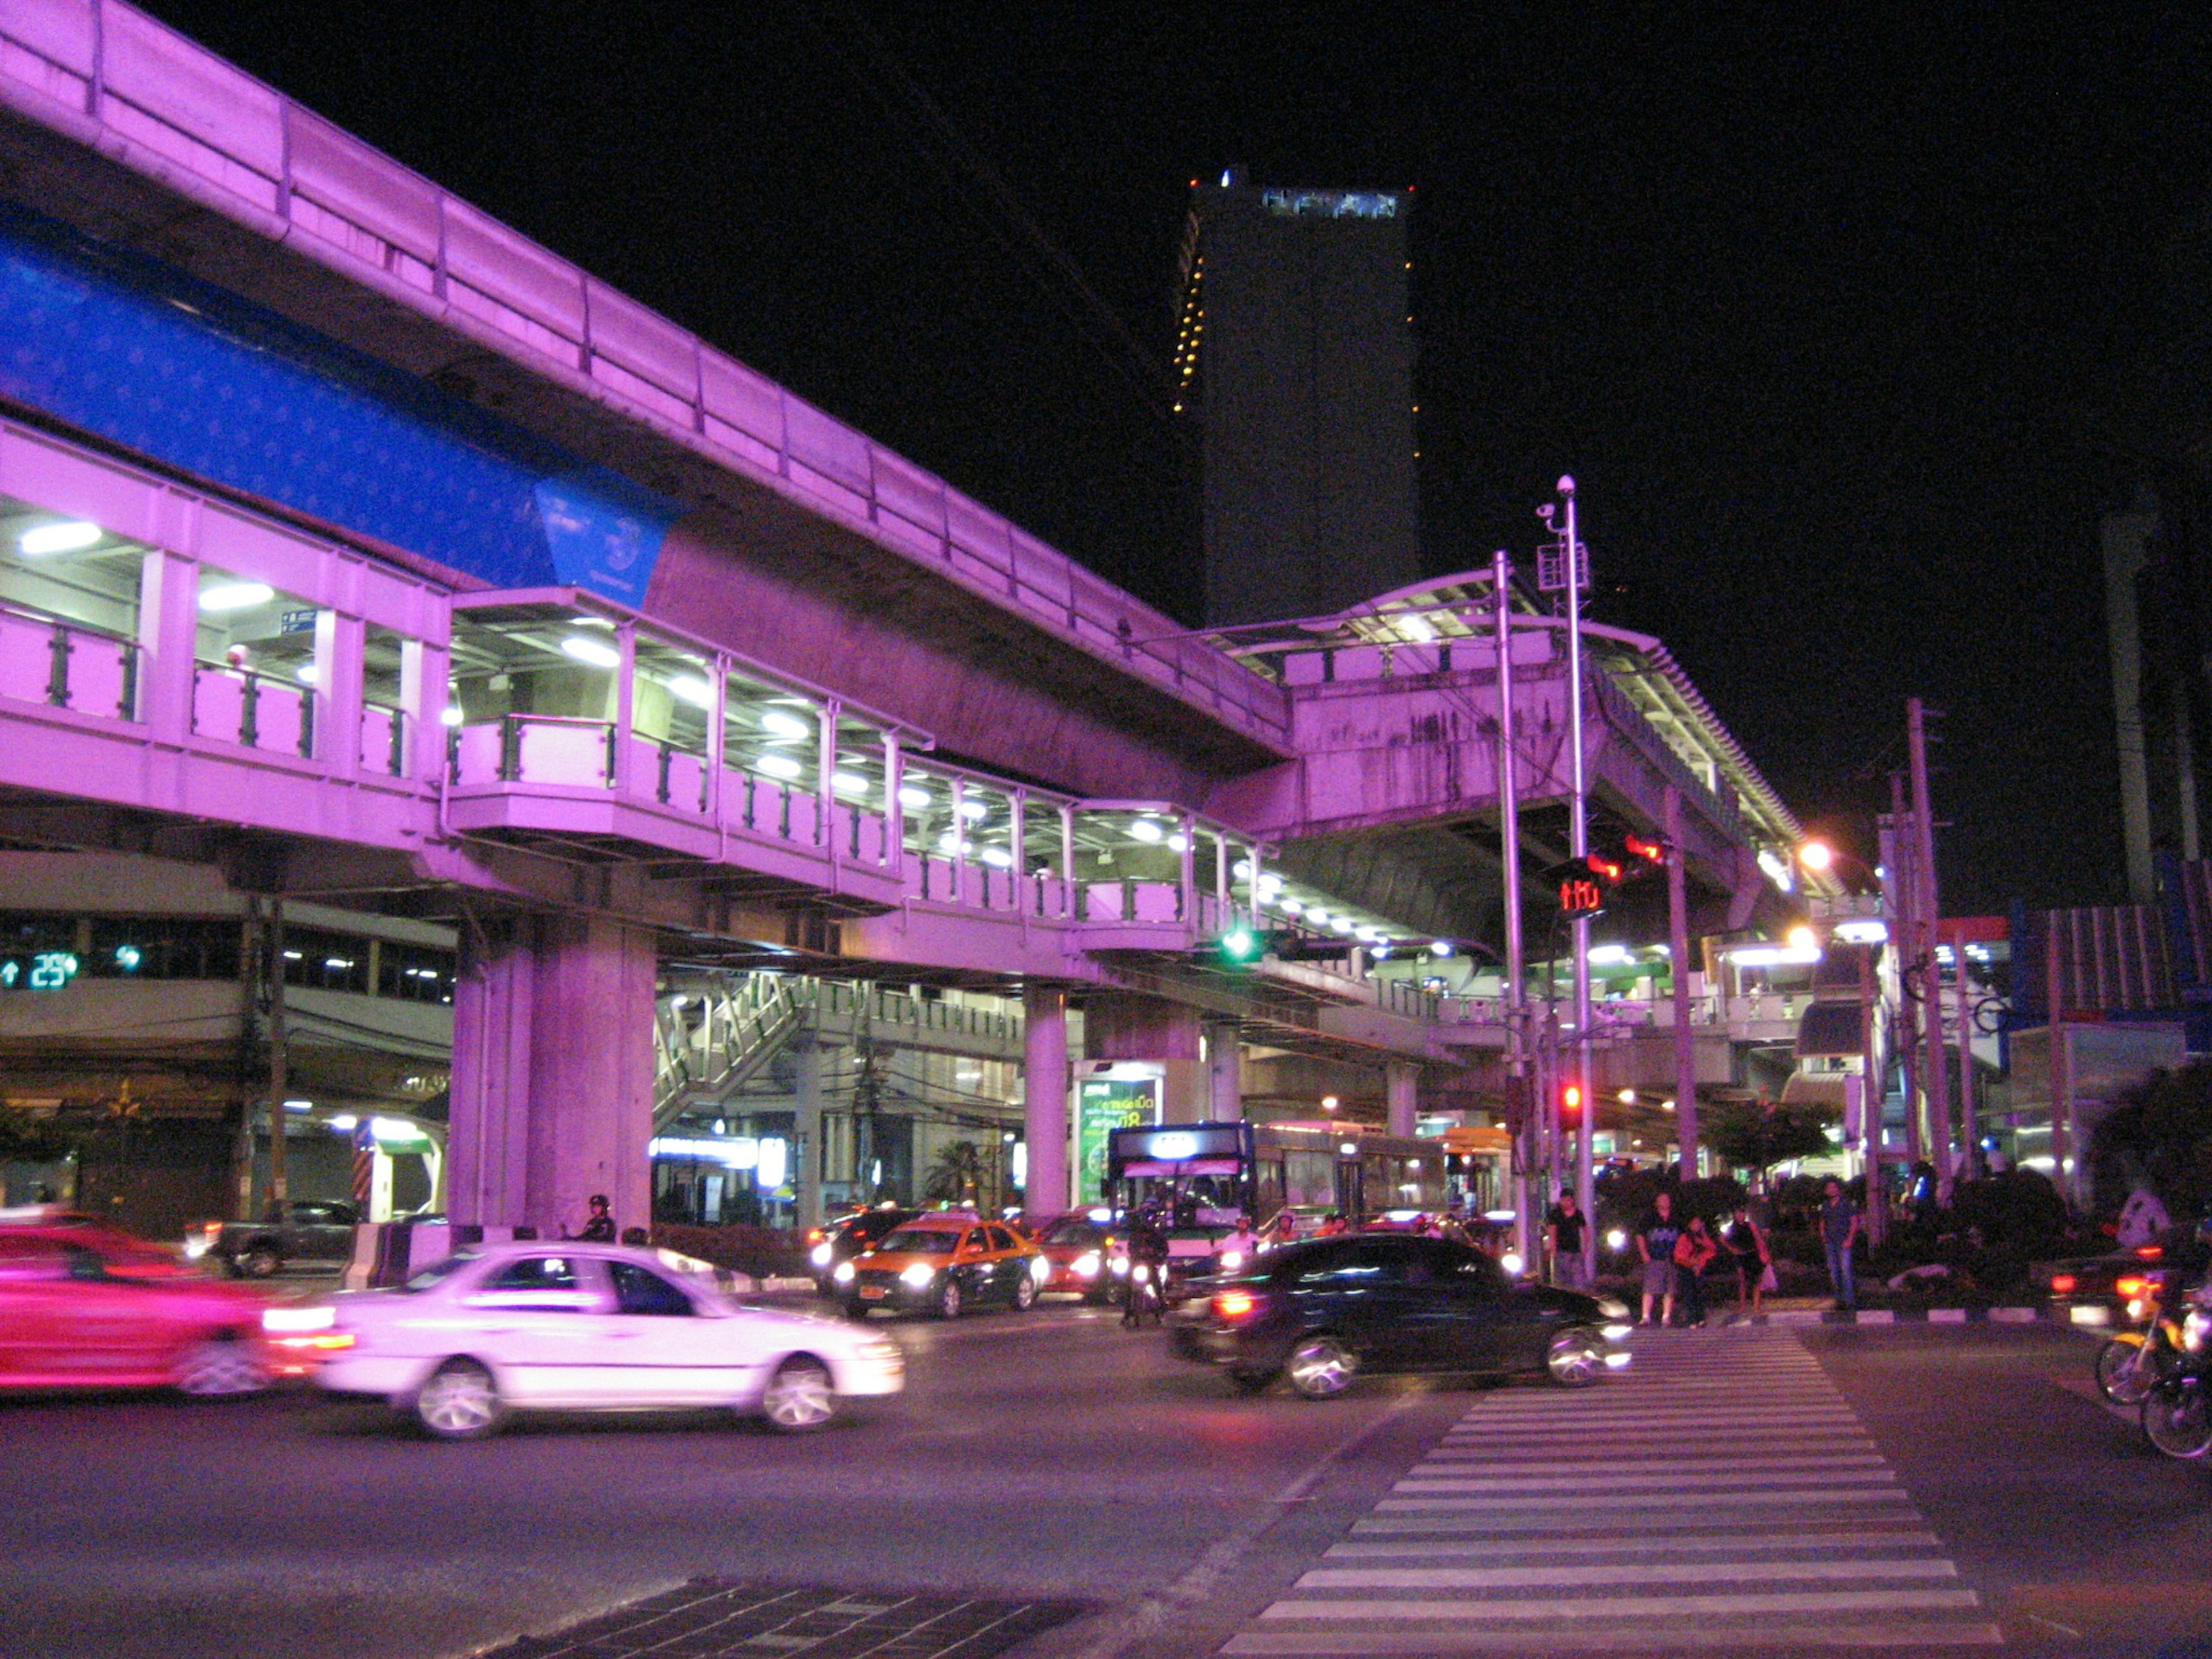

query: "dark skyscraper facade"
left=1175, top=177, right=1419, bottom=627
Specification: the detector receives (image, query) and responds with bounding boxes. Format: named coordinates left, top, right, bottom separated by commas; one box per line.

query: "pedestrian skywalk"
left=1220, top=1328, right=2001, bottom=1653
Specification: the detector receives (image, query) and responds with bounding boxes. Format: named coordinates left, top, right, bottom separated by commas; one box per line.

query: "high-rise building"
left=1175, top=173, right=1420, bottom=626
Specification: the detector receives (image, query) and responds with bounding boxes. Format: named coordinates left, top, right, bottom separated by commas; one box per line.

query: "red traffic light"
left=1560, top=1082, right=1585, bottom=1123
left=1623, top=834, right=1668, bottom=865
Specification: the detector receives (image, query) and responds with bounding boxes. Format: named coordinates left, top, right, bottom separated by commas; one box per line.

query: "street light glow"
left=1798, top=840, right=1835, bottom=872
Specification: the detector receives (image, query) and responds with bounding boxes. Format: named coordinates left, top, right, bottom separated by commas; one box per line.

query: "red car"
left=0, top=1226, right=274, bottom=1396
left=1030, top=1211, right=1123, bottom=1303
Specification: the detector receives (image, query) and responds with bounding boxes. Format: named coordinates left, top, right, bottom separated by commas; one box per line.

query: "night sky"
left=135, top=3, right=2212, bottom=913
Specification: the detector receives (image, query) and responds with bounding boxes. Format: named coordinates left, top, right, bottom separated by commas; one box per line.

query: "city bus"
left=1101, top=1120, right=1449, bottom=1229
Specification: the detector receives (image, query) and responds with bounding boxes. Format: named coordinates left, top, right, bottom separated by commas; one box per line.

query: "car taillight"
left=1214, top=1289, right=1258, bottom=1320
left=2116, top=1276, right=2147, bottom=1298
left=2138, top=1245, right=2165, bottom=1260
left=2050, top=1274, right=2077, bottom=1294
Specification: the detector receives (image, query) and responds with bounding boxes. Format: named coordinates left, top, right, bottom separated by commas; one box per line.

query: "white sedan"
left=283, top=1241, right=904, bottom=1439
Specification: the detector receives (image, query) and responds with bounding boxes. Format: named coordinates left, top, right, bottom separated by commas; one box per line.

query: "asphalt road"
left=1, top=1304, right=2209, bottom=1659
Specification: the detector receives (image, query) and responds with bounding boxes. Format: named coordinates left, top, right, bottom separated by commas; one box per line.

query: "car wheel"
left=240, top=1245, right=281, bottom=1279
left=1012, top=1272, right=1038, bottom=1312
left=840, top=1299, right=870, bottom=1321
left=1546, top=1326, right=1608, bottom=1388
left=1286, top=1334, right=1357, bottom=1400
left=414, top=1358, right=506, bottom=1441
left=175, top=1335, right=270, bottom=1399
left=1229, top=1367, right=1275, bottom=1395
left=937, top=1279, right=963, bottom=1319
left=757, top=1354, right=838, bottom=1433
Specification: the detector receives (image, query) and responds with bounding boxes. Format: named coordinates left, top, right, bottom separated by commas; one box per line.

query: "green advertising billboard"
left=1076, top=1078, right=1158, bottom=1205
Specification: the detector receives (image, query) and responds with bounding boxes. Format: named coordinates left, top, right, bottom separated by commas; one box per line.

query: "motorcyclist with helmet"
left=1123, top=1201, right=1171, bottom=1328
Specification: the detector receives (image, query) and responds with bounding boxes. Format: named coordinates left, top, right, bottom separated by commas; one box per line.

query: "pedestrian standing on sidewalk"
left=1545, top=1190, right=1590, bottom=1290
left=1819, top=1177, right=1861, bottom=1310
left=579, top=1194, right=616, bottom=1243
left=1672, top=1213, right=1719, bottom=1327
left=1635, top=1190, right=1681, bottom=1327
left=1722, top=1204, right=1774, bottom=1319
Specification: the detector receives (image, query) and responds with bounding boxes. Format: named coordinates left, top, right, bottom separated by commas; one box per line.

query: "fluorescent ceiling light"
left=667, top=675, right=714, bottom=708
left=1126, top=820, right=1164, bottom=843
left=199, top=581, right=274, bottom=612
left=831, top=771, right=870, bottom=797
left=1278, top=899, right=1305, bottom=916
left=978, top=846, right=1014, bottom=868
left=1397, top=612, right=1436, bottom=643
left=1166, top=832, right=1190, bottom=853
left=440, top=706, right=464, bottom=726
left=559, top=635, right=620, bottom=669
left=956, top=799, right=989, bottom=820
left=759, top=708, right=813, bottom=740
left=897, top=785, right=931, bottom=811
left=18, top=520, right=100, bottom=556
left=753, top=753, right=803, bottom=779
left=1331, top=916, right=1356, bottom=934
left=1587, top=945, right=1633, bottom=966
left=294, top=664, right=319, bottom=685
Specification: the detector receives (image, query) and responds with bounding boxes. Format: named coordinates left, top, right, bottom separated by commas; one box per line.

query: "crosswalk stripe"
left=1294, top=1559, right=1958, bottom=1590
left=1410, top=1455, right=1888, bottom=1474
left=1325, top=1529, right=1944, bottom=1558
left=1222, top=1619, right=2006, bottom=1652
left=1378, top=1487, right=1915, bottom=1512
left=1397, top=1478, right=1902, bottom=1504
left=1256, top=1588, right=1986, bottom=1620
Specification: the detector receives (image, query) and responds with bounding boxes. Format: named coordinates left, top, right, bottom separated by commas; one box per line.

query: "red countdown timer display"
left=1546, top=854, right=1623, bottom=918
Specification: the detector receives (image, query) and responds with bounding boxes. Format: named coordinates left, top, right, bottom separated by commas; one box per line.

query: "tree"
left=1703, top=1099, right=1839, bottom=1187
left=2089, top=1060, right=2212, bottom=1220
left=923, top=1140, right=987, bottom=1207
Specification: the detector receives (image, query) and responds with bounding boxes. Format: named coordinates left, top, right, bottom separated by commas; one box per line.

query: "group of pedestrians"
left=1545, top=1180, right=1861, bottom=1324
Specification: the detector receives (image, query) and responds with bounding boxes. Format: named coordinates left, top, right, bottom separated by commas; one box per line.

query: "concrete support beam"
left=793, top=1037, right=825, bottom=1233
left=448, top=913, right=657, bottom=1237
left=1087, top=992, right=1205, bottom=1122
left=1386, top=1061, right=1419, bottom=1139
left=1206, top=1021, right=1244, bottom=1122
left=1023, top=987, right=1070, bottom=1219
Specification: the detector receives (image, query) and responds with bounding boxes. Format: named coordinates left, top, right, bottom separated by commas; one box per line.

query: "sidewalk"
left=1647, top=1294, right=2092, bottom=1329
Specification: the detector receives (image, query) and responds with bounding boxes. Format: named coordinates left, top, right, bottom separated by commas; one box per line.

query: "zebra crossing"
left=1221, top=1328, right=2001, bottom=1653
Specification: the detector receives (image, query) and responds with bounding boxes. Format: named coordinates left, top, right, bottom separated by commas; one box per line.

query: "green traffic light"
left=1219, top=927, right=1260, bottom=963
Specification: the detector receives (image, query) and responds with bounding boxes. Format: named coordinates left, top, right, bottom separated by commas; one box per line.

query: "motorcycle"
left=2095, top=1270, right=2187, bottom=1406
left=2139, top=1289, right=2212, bottom=1461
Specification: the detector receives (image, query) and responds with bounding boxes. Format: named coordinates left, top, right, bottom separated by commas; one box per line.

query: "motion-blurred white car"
left=287, top=1241, right=903, bottom=1439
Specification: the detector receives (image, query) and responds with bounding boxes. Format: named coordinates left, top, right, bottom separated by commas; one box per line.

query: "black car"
left=806, top=1207, right=922, bottom=1293
left=1169, top=1233, right=1627, bottom=1399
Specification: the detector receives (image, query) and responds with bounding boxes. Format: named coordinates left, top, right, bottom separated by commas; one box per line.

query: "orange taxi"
left=833, top=1213, right=1047, bottom=1319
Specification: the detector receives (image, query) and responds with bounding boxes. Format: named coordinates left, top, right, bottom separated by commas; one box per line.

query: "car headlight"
left=262, top=1305, right=336, bottom=1334
left=2184, top=1310, right=2211, bottom=1353
left=1110, top=1256, right=1130, bottom=1277
left=832, top=1260, right=857, bottom=1285
left=1602, top=1323, right=1633, bottom=1342
left=1030, top=1256, right=1051, bottom=1283
left=900, top=1262, right=937, bottom=1289
left=809, top=1243, right=834, bottom=1268
left=1499, top=1252, right=1525, bottom=1277
left=1072, top=1251, right=1102, bottom=1278
left=1219, top=1251, right=1245, bottom=1272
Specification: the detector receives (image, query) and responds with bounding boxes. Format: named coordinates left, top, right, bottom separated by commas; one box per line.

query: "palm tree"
left=923, top=1139, right=987, bottom=1206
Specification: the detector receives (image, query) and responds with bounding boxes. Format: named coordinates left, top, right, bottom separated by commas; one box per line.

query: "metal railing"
left=0, top=0, right=1292, bottom=752
left=191, top=661, right=315, bottom=758
left=0, top=603, right=139, bottom=721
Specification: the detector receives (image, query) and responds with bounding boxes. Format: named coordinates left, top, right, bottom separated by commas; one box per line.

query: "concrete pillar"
left=793, top=1036, right=825, bottom=1232
left=448, top=912, right=658, bottom=1237
left=1087, top=992, right=1204, bottom=1122
left=1023, top=987, right=1070, bottom=1219
left=1385, top=1061, right=1419, bottom=1139
left=1206, top=1021, right=1244, bottom=1122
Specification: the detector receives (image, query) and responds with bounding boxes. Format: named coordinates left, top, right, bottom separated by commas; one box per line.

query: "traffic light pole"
left=1559, top=479, right=1597, bottom=1281
left=1493, top=548, right=1532, bottom=1266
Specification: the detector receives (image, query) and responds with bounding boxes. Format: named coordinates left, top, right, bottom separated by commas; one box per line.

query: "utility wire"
left=794, top=0, right=1178, bottom=423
